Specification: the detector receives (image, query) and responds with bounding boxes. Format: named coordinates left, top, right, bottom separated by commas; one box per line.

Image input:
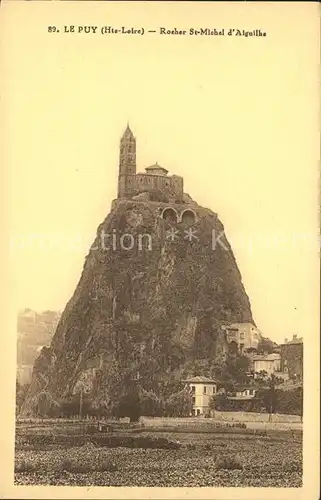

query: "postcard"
left=0, top=1, right=319, bottom=499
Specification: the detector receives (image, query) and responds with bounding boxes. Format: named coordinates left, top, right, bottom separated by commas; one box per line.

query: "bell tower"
left=118, top=124, right=137, bottom=198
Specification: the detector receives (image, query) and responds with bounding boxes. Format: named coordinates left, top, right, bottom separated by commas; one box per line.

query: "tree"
left=257, top=337, right=275, bottom=354
left=297, top=386, right=303, bottom=423
left=209, top=394, right=216, bottom=417
left=165, top=388, right=193, bottom=417
left=254, top=370, right=269, bottom=385
left=274, top=386, right=303, bottom=420
left=220, top=355, right=251, bottom=386
left=33, top=391, right=61, bottom=417
left=16, top=381, right=30, bottom=416
left=108, top=369, right=142, bottom=422
left=140, top=389, right=162, bottom=417
left=115, top=389, right=141, bottom=422
left=255, top=373, right=283, bottom=421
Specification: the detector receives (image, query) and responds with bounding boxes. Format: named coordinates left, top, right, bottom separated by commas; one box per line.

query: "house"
left=252, top=352, right=281, bottom=377
left=280, top=334, right=303, bottom=381
left=185, top=376, right=217, bottom=416
left=227, top=384, right=258, bottom=400
left=223, top=322, right=261, bottom=355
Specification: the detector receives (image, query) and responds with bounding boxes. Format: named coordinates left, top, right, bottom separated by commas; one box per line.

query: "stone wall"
left=119, top=172, right=183, bottom=201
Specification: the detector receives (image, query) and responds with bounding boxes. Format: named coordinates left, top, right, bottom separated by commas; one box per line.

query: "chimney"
left=293, top=334, right=297, bottom=340
left=284, top=338, right=288, bottom=343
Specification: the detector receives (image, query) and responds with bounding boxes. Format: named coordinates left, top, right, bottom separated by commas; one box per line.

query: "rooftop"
left=223, top=322, right=261, bottom=334
left=281, top=334, right=303, bottom=345
left=234, top=384, right=259, bottom=391
left=185, top=376, right=216, bottom=384
left=253, top=353, right=281, bottom=361
left=227, top=396, right=256, bottom=401
left=145, top=163, right=169, bottom=175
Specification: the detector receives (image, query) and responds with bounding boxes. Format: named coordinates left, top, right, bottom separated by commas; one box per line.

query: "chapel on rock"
left=117, top=124, right=184, bottom=202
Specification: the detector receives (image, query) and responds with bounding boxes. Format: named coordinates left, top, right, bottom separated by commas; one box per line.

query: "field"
left=15, top=414, right=302, bottom=487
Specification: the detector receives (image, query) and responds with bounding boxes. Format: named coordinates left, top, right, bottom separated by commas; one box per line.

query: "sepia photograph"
left=1, top=1, right=319, bottom=498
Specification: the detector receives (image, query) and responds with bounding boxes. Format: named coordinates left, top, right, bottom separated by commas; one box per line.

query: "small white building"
left=185, top=376, right=217, bottom=416
left=224, top=322, right=261, bottom=354
left=227, top=385, right=258, bottom=400
left=253, top=353, right=281, bottom=377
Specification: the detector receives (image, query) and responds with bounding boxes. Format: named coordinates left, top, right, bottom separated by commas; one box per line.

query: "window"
left=192, top=397, right=195, bottom=405
left=240, top=333, right=245, bottom=340
left=191, top=385, right=195, bottom=394
left=197, top=409, right=201, bottom=416
left=203, top=386, right=207, bottom=394
left=181, top=209, right=196, bottom=225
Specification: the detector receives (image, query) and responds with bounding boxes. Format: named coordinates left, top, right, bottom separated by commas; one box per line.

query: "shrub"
left=59, top=457, right=118, bottom=474
left=96, top=460, right=118, bottom=472
left=60, top=458, right=74, bottom=472
left=15, top=460, right=37, bottom=473
left=24, top=433, right=86, bottom=447
left=93, top=434, right=181, bottom=449
left=227, top=422, right=247, bottom=429
left=60, top=458, right=91, bottom=474
left=215, top=455, right=243, bottom=470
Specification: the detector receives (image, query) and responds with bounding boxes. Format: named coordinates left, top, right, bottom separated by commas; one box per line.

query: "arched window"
left=180, top=209, right=196, bottom=225
left=161, top=207, right=179, bottom=223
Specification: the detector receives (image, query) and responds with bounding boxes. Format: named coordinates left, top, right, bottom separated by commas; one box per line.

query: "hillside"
left=17, top=310, right=60, bottom=385
left=20, top=197, right=254, bottom=415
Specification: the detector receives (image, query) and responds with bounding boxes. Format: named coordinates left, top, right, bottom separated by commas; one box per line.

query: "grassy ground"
left=15, top=416, right=302, bottom=487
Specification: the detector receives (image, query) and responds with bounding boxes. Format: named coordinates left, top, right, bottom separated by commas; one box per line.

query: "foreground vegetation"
left=15, top=418, right=302, bottom=487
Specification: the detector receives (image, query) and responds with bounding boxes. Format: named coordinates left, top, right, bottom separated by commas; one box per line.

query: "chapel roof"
left=145, top=162, right=168, bottom=174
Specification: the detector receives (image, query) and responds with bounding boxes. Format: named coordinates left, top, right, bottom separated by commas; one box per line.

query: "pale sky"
left=3, top=2, right=320, bottom=344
